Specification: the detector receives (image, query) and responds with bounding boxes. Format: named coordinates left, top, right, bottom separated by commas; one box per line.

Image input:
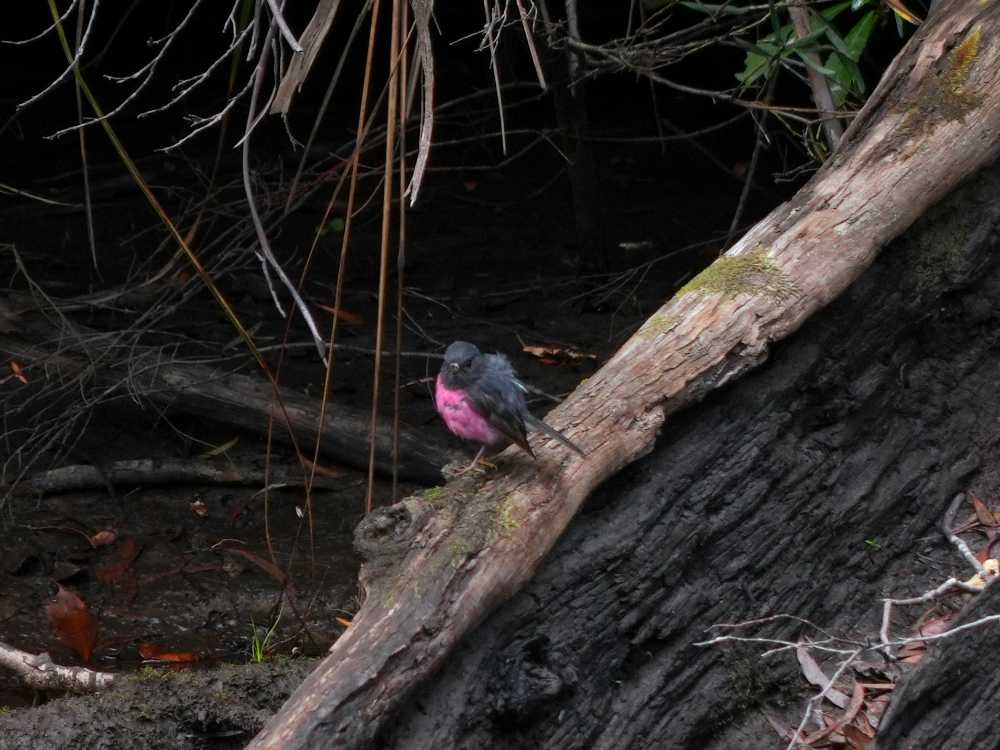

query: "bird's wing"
left=466, top=380, right=534, bottom=457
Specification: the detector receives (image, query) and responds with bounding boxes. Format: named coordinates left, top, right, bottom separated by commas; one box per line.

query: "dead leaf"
left=96, top=538, right=141, bottom=584
left=885, top=0, right=922, bottom=25
left=964, top=558, right=999, bottom=589
left=335, top=616, right=352, bottom=628
left=138, top=643, right=199, bottom=663
left=198, top=436, right=239, bottom=459
left=301, top=456, right=345, bottom=478
left=222, top=547, right=292, bottom=590
left=89, top=529, right=117, bottom=547
left=797, top=645, right=851, bottom=708
left=47, top=585, right=97, bottom=663
left=522, top=344, right=598, bottom=364
left=315, top=304, right=363, bottom=326
left=971, top=494, right=997, bottom=526
left=843, top=723, right=873, bottom=749
left=9, top=360, right=29, bottom=385
left=802, top=682, right=865, bottom=745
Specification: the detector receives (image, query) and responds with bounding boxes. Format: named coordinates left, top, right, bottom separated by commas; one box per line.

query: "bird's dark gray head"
left=440, top=341, right=483, bottom=389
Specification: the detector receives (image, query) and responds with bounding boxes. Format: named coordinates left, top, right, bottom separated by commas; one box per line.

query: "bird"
left=435, top=340, right=585, bottom=471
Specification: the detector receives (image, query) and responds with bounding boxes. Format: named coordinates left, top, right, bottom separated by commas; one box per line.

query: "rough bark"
left=0, top=324, right=451, bottom=484
left=380, top=162, right=1000, bottom=749
left=249, top=2, right=1000, bottom=747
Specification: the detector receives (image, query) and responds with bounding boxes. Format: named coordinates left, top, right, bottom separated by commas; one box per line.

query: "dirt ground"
left=0, top=128, right=787, bottom=712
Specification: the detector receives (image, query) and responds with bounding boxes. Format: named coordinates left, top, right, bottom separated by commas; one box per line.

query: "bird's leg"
left=450, top=445, right=498, bottom=476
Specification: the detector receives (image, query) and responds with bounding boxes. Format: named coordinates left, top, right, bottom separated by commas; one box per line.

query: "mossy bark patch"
left=900, top=25, right=984, bottom=141
left=677, top=247, right=798, bottom=302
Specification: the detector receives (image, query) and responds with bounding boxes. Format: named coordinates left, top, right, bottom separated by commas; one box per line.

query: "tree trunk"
left=379, top=162, right=1000, bottom=748
left=248, top=2, right=1000, bottom=747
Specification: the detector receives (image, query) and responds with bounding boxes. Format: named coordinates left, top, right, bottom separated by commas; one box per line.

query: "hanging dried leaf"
left=46, top=585, right=98, bottom=663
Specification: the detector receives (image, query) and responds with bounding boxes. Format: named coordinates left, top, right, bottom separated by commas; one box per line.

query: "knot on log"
left=489, top=636, right=577, bottom=725
left=355, top=499, right=430, bottom=585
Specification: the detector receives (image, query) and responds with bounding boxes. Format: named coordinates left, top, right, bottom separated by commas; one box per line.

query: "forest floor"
left=0, top=137, right=782, bottom=709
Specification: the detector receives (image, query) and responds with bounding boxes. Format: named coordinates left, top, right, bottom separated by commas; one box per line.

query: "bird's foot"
left=442, top=447, right=497, bottom=479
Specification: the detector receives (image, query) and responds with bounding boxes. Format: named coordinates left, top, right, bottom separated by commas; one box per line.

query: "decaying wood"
left=271, top=0, right=343, bottom=115
left=1, top=457, right=346, bottom=497
left=249, top=2, right=1000, bottom=747
left=0, top=323, right=452, bottom=484
left=0, top=641, right=115, bottom=693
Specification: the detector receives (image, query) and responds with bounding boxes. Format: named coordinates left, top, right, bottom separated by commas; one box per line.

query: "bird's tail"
left=524, top=414, right=586, bottom=457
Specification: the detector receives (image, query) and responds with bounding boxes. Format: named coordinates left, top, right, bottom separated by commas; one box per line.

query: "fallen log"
left=0, top=327, right=452, bottom=484
left=248, top=2, right=1000, bottom=747
left=383, top=165, right=1000, bottom=747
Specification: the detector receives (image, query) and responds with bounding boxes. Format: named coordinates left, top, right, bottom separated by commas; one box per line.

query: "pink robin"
left=435, top=341, right=585, bottom=471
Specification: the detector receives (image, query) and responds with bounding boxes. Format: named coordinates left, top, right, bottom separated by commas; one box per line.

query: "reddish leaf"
left=335, top=616, right=353, bottom=628
left=46, top=585, right=97, bottom=663
left=843, top=724, right=872, bottom=749
left=802, top=682, right=865, bottom=745
left=971, top=494, right=997, bottom=526
left=138, top=643, right=199, bottom=663
left=96, top=538, right=141, bottom=584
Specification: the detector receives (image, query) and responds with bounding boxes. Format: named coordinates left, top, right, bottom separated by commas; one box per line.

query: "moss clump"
left=497, top=497, right=521, bottom=535
left=637, top=312, right=677, bottom=341
left=422, top=486, right=448, bottom=507
left=134, top=665, right=178, bottom=683
left=677, top=247, right=797, bottom=302
left=900, top=25, right=983, bottom=142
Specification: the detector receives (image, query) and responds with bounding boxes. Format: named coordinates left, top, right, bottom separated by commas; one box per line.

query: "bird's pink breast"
left=435, top=374, right=503, bottom=446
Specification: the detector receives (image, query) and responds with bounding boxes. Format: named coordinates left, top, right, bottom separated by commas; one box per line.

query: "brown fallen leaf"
left=802, top=682, right=865, bottom=745
left=96, top=538, right=141, bottom=584
left=971, top=493, right=997, bottom=527
left=843, top=723, right=873, bottom=749
left=47, top=585, right=98, bottom=664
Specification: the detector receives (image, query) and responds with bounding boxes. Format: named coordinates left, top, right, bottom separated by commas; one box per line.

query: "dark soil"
left=0, top=94, right=786, bottom=727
